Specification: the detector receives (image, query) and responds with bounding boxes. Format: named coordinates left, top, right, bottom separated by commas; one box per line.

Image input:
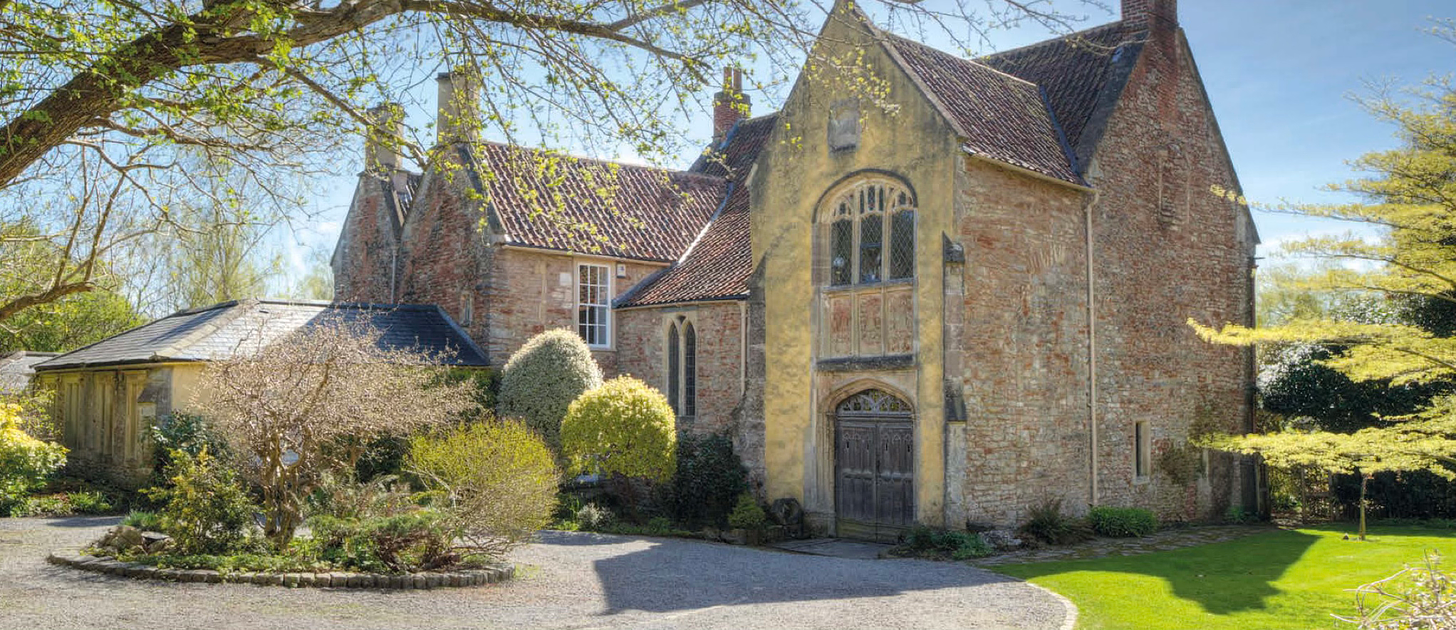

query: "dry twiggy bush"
left=1339, top=552, right=1456, bottom=629
left=194, top=318, right=475, bottom=546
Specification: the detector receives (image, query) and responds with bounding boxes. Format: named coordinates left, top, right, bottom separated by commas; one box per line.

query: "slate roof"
left=34, top=299, right=488, bottom=371
left=617, top=114, right=777, bottom=307
left=469, top=143, right=727, bottom=262
left=0, top=351, right=58, bottom=393
left=979, top=22, right=1139, bottom=172
left=884, top=34, right=1085, bottom=185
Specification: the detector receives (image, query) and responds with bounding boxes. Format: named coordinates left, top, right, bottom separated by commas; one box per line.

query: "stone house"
left=333, top=0, right=1259, bottom=538
left=31, top=300, right=486, bottom=485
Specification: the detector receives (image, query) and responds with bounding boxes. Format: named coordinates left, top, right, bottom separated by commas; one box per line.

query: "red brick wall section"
left=950, top=158, right=1092, bottom=527
left=1083, top=28, right=1255, bottom=522
left=615, top=302, right=745, bottom=437
left=482, top=248, right=663, bottom=373
left=333, top=176, right=400, bottom=304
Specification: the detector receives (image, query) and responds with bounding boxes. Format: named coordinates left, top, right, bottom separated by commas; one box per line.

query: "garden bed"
left=46, top=550, right=512, bottom=588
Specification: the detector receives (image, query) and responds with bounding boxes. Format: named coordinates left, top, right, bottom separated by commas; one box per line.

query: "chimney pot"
left=436, top=67, right=481, bottom=145
left=365, top=102, right=405, bottom=173
left=712, top=66, right=750, bottom=144
left=1122, top=0, right=1176, bottom=35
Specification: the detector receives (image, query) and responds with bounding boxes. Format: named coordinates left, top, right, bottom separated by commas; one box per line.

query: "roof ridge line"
left=978, top=20, right=1125, bottom=60
left=883, top=33, right=1040, bottom=89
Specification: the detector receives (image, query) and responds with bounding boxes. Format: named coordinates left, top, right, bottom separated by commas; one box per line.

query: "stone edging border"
left=46, top=551, right=513, bottom=589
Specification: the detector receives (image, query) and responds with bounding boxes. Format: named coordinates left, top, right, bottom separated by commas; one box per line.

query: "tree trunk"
left=1359, top=472, right=1369, bottom=541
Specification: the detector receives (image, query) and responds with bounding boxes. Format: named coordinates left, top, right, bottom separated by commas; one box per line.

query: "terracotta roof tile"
left=979, top=22, right=1135, bottom=167
left=885, top=34, right=1084, bottom=185
left=470, top=143, right=726, bottom=262
left=619, top=115, right=777, bottom=307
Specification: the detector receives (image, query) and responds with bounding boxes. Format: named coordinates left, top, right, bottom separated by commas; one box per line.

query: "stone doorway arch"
left=834, top=388, right=914, bottom=541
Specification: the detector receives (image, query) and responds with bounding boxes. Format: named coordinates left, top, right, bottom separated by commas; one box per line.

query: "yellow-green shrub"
left=0, top=402, right=66, bottom=502
left=408, top=420, right=558, bottom=556
left=560, top=376, right=676, bottom=482
left=498, top=329, right=603, bottom=453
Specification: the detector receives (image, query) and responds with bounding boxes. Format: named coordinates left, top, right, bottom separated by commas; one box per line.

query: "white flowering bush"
left=498, top=329, right=602, bottom=453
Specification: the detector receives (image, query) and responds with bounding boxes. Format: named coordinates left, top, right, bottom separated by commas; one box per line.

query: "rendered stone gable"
left=749, top=4, right=963, bottom=527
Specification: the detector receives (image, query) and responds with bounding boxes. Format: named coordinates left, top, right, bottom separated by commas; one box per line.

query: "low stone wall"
left=47, top=552, right=513, bottom=588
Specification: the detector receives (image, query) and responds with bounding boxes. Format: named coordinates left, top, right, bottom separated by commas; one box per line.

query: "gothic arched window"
left=665, top=316, right=697, bottom=418
left=826, top=179, right=916, bottom=286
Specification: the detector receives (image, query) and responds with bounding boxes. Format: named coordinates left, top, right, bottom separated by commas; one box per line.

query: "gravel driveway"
left=0, top=516, right=1071, bottom=630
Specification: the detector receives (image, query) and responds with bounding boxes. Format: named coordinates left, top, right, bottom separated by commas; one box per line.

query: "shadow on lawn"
left=1003, top=529, right=1320, bottom=615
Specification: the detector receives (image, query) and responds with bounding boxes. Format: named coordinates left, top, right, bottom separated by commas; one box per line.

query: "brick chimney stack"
left=1121, top=0, right=1177, bottom=36
left=364, top=102, right=405, bottom=174
left=436, top=67, right=480, bottom=145
left=712, top=67, right=750, bottom=143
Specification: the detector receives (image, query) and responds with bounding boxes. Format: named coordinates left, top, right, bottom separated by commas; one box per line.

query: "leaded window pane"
left=889, top=209, right=915, bottom=280
left=683, top=323, right=697, bottom=418
left=859, top=212, right=882, bottom=284
left=667, top=324, right=680, bottom=415
left=830, top=219, right=852, bottom=286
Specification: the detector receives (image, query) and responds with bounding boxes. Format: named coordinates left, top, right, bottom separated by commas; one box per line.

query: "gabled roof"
left=35, top=299, right=487, bottom=371
left=617, top=114, right=777, bottom=307
left=979, top=22, right=1140, bottom=172
left=468, top=143, right=727, bottom=262
left=882, top=33, right=1085, bottom=185
left=0, top=351, right=58, bottom=393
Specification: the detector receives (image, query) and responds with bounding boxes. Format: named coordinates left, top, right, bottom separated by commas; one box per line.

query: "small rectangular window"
left=1134, top=421, right=1151, bottom=481
left=577, top=264, right=610, bottom=347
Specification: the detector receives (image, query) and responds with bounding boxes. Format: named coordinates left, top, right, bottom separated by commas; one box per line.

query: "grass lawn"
left=994, top=525, right=1456, bottom=630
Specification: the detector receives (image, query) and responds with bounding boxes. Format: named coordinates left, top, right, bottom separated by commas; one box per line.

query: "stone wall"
left=615, top=301, right=746, bottom=436
left=332, top=176, right=402, bottom=303
left=393, top=147, right=665, bottom=369
left=1080, top=25, right=1257, bottom=522
left=949, top=158, right=1092, bottom=528
left=38, top=365, right=192, bottom=488
left=482, top=249, right=663, bottom=373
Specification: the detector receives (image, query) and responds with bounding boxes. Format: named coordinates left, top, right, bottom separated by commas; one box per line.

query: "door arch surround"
left=831, top=386, right=915, bottom=541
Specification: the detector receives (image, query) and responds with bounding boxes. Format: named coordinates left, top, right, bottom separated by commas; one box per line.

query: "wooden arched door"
left=834, top=389, right=914, bottom=541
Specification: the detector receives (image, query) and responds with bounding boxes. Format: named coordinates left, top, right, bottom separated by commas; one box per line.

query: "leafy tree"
left=0, top=288, right=142, bottom=352
left=194, top=318, right=475, bottom=546
left=1194, top=25, right=1456, bottom=538
left=0, top=0, right=1093, bottom=325
left=498, top=328, right=603, bottom=454
left=286, top=249, right=335, bottom=302
left=561, top=376, right=676, bottom=483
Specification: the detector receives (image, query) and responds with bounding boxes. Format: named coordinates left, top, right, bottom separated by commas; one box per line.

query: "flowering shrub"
left=0, top=402, right=66, bottom=503
left=498, top=329, right=603, bottom=454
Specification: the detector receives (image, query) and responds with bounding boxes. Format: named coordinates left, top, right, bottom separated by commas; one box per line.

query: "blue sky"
left=276, top=0, right=1454, bottom=287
